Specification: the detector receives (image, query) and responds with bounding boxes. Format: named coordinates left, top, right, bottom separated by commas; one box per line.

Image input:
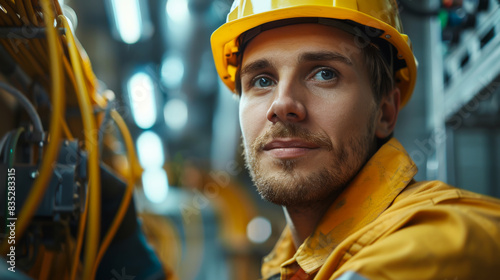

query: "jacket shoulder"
left=326, top=181, right=500, bottom=280
left=393, top=180, right=500, bottom=209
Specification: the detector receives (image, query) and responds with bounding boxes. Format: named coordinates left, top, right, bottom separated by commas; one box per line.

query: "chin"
left=252, top=166, right=350, bottom=208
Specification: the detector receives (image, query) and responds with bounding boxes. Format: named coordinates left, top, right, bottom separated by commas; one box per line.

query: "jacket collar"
left=262, top=138, right=418, bottom=278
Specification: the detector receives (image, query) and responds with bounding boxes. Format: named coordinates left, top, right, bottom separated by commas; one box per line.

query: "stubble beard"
left=243, top=120, right=377, bottom=209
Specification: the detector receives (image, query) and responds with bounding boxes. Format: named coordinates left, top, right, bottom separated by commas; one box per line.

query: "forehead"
left=241, top=23, right=363, bottom=65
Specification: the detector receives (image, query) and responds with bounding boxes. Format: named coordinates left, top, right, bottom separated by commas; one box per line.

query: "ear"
left=375, top=87, right=401, bottom=139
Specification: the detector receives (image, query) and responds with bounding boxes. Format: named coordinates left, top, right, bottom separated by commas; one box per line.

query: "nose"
left=266, top=82, right=307, bottom=124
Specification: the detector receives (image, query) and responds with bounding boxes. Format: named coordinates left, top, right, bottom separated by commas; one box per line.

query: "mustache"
left=251, top=123, right=333, bottom=152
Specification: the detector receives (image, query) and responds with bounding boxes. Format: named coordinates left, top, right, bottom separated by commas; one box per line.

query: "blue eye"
left=313, top=69, right=337, bottom=81
left=254, top=77, right=274, bottom=88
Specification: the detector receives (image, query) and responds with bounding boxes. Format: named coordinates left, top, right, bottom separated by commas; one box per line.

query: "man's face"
left=239, top=24, right=380, bottom=208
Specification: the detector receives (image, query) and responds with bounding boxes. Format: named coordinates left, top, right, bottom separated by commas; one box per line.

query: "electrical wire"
left=91, top=109, right=138, bottom=279
left=0, top=4, right=140, bottom=280
left=0, top=5, right=70, bottom=142
left=39, top=250, right=54, bottom=280
left=70, top=179, right=89, bottom=280
left=111, top=110, right=142, bottom=180
left=0, top=1, right=47, bottom=85
left=2, top=129, right=14, bottom=235
left=59, top=15, right=101, bottom=280
left=0, top=3, right=46, bottom=76
left=77, top=39, right=99, bottom=99
left=1, top=132, right=13, bottom=163
left=60, top=117, right=74, bottom=141
left=98, top=100, right=113, bottom=156
left=16, top=0, right=51, bottom=70
left=15, top=0, right=49, bottom=68
left=23, top=0, right=39, bottom=25
left=0, top=131, right=11, bottom=161
left=59, top=229, right=74, bottom=279
left=0, top=0, right=55, bottom=90
left=71, top=108, right=124, bottom=280
left=53, top=0, right=63, bottom=16
left=91, top=90, right=108, bottom=109
left=7, top=127, right=24, bottom=168
left=63, top=225, right=76, bottom=279
left=0, top=0, right=65, bottom=255
left=15, top=0, right=30, bottom=26
left=1, top=0, right=22, bottom=25
left=0, top=82, right=44, bottom=135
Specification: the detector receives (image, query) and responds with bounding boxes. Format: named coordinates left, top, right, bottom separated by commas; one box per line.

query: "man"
left=211, top=1, right=500, bottom=279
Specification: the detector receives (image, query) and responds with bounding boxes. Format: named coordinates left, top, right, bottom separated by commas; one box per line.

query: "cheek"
left=239, top=98, right=266, bottom=146
left=312, top=96, right=374, bottom=139
left=309, top=79, right=373, bottom=123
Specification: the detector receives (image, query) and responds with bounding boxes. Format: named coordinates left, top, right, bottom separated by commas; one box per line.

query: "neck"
left=283, top=197, right=336, bottom=250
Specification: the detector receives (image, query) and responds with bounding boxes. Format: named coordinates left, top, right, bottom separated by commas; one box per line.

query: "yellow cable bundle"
left=0, top=0, right=74, bottom=139
left=58, top=15, right=101, bottom=280
left=90, top=110, right=138, bottom=279
left=0, top=0, right=64, bottom=254
left=0, top=2, right=143, bottom=279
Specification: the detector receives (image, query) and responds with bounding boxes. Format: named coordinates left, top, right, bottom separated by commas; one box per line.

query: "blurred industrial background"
left=1, top=0, right=499, bottom=279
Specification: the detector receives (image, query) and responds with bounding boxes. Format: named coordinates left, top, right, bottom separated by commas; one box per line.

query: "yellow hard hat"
left=211, top=0, right=417, bottom=106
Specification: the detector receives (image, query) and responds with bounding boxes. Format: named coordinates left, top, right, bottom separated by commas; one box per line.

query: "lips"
left=263, top=139, right=320, bottom=150
left=262, top=139, right=320, bottom=159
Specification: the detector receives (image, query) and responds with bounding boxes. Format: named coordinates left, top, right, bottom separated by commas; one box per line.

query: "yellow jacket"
left=262, top=138, right=500, bottom=280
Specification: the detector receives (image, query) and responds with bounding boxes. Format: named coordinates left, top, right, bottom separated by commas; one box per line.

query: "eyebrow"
left=299, top=51, right=353, bottom=66
left=240, top=59, right=273, bottom=77
left=240, top=51, right=353, bottom=78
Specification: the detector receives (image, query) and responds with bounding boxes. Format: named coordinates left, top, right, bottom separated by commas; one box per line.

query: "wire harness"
left=0, top=1, right=142, bottom=279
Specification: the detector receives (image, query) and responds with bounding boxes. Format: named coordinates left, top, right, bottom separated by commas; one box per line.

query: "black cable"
left=1, top=130, right=13, bottom=233
left=0, top=131, right=14, bottom=164
left=0, top=82, right=44, bottom=137
left=4, top=127, right=24, bottom=234
left=8, top=127, right=25, bottom=167
left=0, top=132, right=11, bottom=162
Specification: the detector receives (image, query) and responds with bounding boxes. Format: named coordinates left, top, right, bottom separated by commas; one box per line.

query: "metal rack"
left=443, top=3, right=500, bottom=120
left=437, top=0, right=500, bottom=196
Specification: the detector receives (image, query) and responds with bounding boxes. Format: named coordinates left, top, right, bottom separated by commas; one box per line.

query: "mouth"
left=262, top=138, right=320, bottom=160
